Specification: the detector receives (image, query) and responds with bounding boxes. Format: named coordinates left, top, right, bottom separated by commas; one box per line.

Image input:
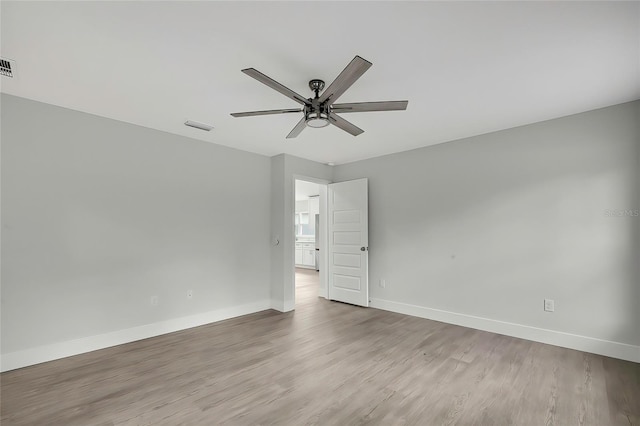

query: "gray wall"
left=334, top=101, right=640, bottom=346
left=1, top=94, right=272, bottom=354
left=2, top=93, right=638, bottom=362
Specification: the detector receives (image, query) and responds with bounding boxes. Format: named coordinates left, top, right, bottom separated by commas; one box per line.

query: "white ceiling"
left=2, top=2, right=638, bottom=165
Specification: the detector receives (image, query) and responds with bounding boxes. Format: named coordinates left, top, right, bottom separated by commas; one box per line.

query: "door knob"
left=361, top=247, right=367, bottom=251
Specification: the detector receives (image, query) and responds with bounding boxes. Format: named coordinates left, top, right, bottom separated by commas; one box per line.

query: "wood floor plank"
left=1, top=268, right=638, bottom=425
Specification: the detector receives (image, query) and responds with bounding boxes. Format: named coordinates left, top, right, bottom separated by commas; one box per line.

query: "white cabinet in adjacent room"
left=295, top=244, right=303, bottom=265
left=295, top=241, right=316, bottom=268
left=303, top=247, right=315, bottom=266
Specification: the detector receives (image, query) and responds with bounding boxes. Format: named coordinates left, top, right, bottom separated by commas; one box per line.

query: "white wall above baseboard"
left=0, top=300, right=272, bottom=372
left=370, top=298, right=640, bottom=363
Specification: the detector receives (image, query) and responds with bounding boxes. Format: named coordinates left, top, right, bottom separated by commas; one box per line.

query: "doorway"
left=294, top=178, right=328, bottom=305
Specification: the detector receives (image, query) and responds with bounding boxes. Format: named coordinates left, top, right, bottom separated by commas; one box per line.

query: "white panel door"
left=328, top=178, right=368, bottom=307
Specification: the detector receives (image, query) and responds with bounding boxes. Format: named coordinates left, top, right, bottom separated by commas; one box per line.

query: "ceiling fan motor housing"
left=305, top=97, right=330, bottom=128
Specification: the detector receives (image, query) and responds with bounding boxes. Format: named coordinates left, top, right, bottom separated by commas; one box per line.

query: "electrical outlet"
left=379, top=279, right=386, bottom=288
left=150, top=295, right=159, bottom=306
left=187, top=289, right=193, bottom=299
left=544, top=299, right=555, bottom=312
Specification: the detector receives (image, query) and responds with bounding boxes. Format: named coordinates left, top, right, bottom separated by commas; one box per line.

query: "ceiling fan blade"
left=328, top=113, right=364, bottom=136
left=331, top=100, right=408, bottom=113
left=318, top=56, right=373, bottom=106
left=242, top=68, right=309, bottom=106
left=231, top=108, right=302, bottom=118
left=286, top=116, right=307, bottom=139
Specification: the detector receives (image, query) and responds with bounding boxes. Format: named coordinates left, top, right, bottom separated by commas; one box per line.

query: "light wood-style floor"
left=2, top=269, right=639, bottom=425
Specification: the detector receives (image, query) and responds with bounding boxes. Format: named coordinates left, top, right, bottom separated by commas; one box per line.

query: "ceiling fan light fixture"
left=305, top=110, right=329, bottom=128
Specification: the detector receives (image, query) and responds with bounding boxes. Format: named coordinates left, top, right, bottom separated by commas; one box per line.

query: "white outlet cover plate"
left=544, top=299, right=555, bottom=312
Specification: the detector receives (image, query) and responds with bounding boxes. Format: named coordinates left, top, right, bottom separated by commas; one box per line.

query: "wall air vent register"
left=0, top=58, right=15, bottom=78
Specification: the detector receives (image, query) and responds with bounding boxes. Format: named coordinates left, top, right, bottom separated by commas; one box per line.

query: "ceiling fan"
left=231, top=55, right=408, bottom=138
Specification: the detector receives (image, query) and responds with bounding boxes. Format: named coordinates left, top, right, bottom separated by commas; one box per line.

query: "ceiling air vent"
left=0, top=58, right=15, bottom=78
left=184, top=120, right=214, bottom=131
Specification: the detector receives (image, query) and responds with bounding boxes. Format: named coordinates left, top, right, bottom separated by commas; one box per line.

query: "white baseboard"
left=1, top=299, right=272, bottom=372
left=318, top=286, right=328, bottom=299
left=270, top=299, right=285, bottom=312
left=283, top=300, right=295, bottom=312
left=370, top=298, right=640, bottom=363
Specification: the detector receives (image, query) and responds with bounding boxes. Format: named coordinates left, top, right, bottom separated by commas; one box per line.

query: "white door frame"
left=292, top=175, right=331, bottom=302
